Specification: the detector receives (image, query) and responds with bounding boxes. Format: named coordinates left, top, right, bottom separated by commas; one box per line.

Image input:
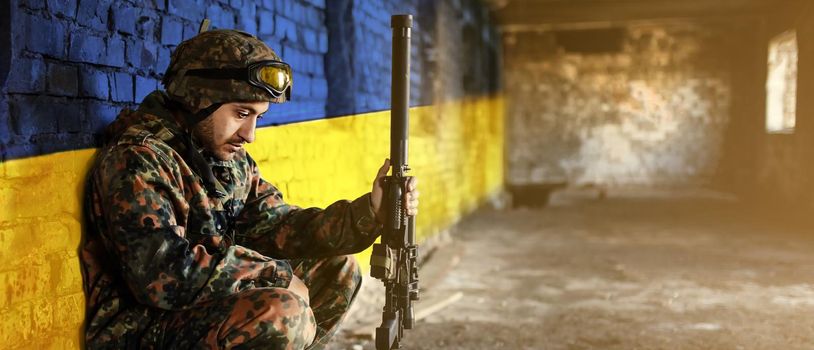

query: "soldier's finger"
left=404, top=197, right=415, bottom=209
left=377, top=159, right=390, bottom=178
left=408, top=177, right=418, bottom=191
left=403, top=193, right=415, bottom=206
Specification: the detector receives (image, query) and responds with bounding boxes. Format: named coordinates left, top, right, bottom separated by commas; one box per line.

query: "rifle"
left=370, top=14, right=419, bottom=350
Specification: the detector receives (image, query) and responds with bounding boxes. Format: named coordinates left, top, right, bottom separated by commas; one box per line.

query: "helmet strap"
left=184, top=135, right=226, bottom=198
left=165, top=98, right=227, bottom=198
left=188, top=102, right=222, bottom=126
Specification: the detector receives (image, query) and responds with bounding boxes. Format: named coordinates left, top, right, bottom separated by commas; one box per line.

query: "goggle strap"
left=183, top=65, right=291, bottom=101
left=186, top=68, right=248, bottom=80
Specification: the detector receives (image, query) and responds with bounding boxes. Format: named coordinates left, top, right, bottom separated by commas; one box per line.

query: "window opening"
left=766, top=30, right=797, bottom=134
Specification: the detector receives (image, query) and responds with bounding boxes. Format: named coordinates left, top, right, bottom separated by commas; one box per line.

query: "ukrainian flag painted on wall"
left=0, top=0, right=503, bottom=348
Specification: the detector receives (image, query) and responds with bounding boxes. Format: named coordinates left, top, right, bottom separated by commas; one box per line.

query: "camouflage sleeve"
left=234, top=157, right=381, bottom=258
left=95, top=145, right=293, bottom=310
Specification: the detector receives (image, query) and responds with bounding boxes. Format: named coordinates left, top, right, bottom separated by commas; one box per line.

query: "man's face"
left=193, top=101, right=269, bottom=161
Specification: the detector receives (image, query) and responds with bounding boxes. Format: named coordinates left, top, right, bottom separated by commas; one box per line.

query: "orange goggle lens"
left=257, top=65, right=291, bottom=92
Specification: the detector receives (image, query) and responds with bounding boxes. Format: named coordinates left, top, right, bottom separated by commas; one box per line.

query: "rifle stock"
left=369, top=14, right=419, bottom=350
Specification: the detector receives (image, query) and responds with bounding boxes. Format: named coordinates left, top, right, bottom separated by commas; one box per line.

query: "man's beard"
left=192, top=118, right=228, bottom=160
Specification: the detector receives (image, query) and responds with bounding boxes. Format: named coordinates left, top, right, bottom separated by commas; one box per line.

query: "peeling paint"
left=506, top=24, right=732, bottom=186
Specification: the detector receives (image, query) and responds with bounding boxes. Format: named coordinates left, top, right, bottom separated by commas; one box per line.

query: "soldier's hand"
left=371, top=158, right=390, bottom=224
left=404, top=176, right=419, bottom=216
left=288, top=275, right=310, bottom=305
left=370, top=158, right=420, bottom=223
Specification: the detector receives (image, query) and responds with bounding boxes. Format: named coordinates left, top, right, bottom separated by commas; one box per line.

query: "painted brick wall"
left=245, top=97, right=505, bottom=270
left=0, top=0, right=503, bottom=347
left=0, top=0, right=498, bottom=155
left=504, top=23, right=732, bottom=187
left=1, top=0, right=343, bottom=160
left=325, top=0, right=500, bottom=116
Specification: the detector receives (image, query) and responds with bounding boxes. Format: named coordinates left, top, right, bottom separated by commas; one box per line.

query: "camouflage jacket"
left=81, top=90, right=380, bottom=340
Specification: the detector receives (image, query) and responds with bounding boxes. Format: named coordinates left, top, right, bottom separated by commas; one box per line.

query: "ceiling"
left=485, top=0, right=806, bottom=30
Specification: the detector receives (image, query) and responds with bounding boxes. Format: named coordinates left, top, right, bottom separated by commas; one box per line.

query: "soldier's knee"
left=251, top=289, right=317, bottom=348
left=344, top=255, right=362, bottom=281
left=335, top=255, right=361, bottom=286
left=337, top=255, right=362, bottom=301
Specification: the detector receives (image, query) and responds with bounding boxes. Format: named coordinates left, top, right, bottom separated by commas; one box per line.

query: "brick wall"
left=1, top=0, right=338, bottom=159
left=0, top=1, right=9, bottom=89
left=504, top=23, right=732, bottom=187
left=1, top=0, right=499, bottom=157
left=321, top=0, right=420, bottom=118
left=0, top=0, right=503, bottom=347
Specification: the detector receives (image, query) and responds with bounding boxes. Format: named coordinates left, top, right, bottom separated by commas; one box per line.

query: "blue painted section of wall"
left=0, top=1, right=10, bottom=152
left=324, top=0, right=424, bottom=118
left=0, top=1, right=10, bottom=89
left=0, top=0, right=500, bottom=161
left=0, top=0, right=337, bottom=160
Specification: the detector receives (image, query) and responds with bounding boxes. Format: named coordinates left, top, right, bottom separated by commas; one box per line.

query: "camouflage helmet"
left=162, top=29, right=291, bottom=116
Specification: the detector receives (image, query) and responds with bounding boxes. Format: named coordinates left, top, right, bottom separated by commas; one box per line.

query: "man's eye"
left=257, top=114, right=264, bottom=120
left=238, top=112, right=249, bottom=119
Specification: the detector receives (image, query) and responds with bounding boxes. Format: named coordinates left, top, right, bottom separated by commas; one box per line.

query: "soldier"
left=80, top=29, right=419, bottom=349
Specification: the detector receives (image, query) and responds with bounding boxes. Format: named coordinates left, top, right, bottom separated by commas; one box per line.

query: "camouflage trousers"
left=152, top=255, right=361, bottom=349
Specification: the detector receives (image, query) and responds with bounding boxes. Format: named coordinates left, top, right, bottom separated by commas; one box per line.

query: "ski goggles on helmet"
left=185, top=60, right=293, bottom=101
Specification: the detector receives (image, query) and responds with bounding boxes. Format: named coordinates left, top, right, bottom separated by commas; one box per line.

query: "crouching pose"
left=80, top=29, right=419, bottom=349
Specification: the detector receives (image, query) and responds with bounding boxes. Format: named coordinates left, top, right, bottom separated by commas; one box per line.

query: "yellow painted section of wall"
left=0, top=95, right=503, bottom=348
left=0, top=148, right=95, bottom=349
left=246, top=96, right=505, bottom=265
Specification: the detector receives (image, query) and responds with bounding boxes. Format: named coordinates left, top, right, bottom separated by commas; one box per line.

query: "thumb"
left=376, top=158, right=391, bottom=179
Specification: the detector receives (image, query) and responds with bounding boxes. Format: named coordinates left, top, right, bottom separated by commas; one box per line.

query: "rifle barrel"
left=391, top=14, right=412, bottom=175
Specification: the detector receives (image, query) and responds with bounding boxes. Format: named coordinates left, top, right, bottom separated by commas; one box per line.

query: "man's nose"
left=238, top=117, right=257, bottom=143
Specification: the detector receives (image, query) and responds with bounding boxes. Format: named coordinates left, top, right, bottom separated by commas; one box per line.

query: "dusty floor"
left=329, top=188, right=814, bottom=349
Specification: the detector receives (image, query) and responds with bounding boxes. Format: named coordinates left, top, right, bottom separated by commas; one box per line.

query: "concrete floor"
left=332, top=188, right=814, bottom=349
